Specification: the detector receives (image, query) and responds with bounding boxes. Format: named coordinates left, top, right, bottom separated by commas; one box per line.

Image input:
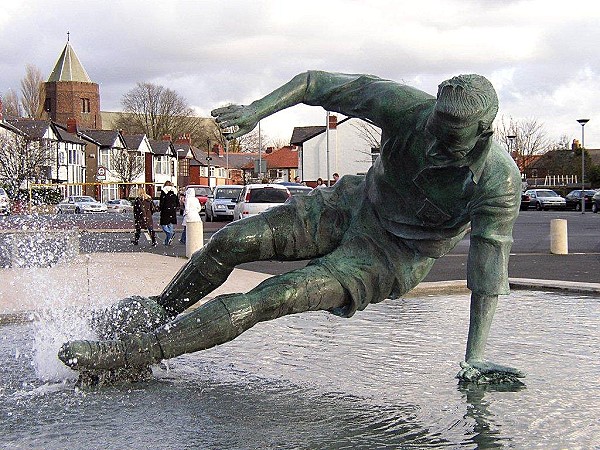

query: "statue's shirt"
left=303, top=71, right=522, bottom=295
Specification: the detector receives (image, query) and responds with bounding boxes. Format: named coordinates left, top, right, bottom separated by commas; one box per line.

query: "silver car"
left=205, top=185, right=243, bottom=222
left=106, top=199, right=133, bottom=213
left=57, top=195, right=108, bottom=214
left=0, top=188, right=10, bottom=215
left=233, top=184, right=290, bottom=221
left=525, top=189, right=566, bottom=211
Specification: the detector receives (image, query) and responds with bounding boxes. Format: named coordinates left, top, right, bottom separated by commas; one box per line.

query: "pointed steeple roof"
left=47, top=40, right=92, bottom=83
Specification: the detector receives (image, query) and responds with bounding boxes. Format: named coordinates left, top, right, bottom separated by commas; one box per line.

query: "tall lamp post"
left=507, top=134, right=517, bottom=163
left=576, top=119, right=589, bottom=214
left=206, top=138, right=212, bottom=188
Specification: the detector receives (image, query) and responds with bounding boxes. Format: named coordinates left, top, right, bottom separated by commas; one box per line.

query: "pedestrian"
left=60, top=71, right=524, bottom=384
left=315, top=177, right=325, bottom=189
left=159, top=181, right=178, bottom=246
left=178, top=189, right=185, bottom=215
left=293, top=175, right=301, bottom=184
left=332, top=173, right=340, bottom=184
left=179, top=187, right=202, bottom=245
left=131, top=187, right=157, bottom=247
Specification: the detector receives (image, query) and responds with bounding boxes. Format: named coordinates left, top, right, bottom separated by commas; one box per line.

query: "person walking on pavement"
left=179, top=187, right=202, bottom=244
left=131, top=187, right=157, bottom=247
left=159, top=181, right=178, bottom=246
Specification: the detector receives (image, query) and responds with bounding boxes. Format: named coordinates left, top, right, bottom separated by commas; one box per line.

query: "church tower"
left=43, top=36, right=102, bottom=130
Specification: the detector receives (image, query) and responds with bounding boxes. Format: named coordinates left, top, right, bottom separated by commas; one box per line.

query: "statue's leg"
left=157, top=198, right=350, bottom=317
left=59, top=264, right=349, bottom=370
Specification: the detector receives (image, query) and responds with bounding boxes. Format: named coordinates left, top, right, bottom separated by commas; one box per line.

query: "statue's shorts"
left=261, top=175, right=444, bottom=318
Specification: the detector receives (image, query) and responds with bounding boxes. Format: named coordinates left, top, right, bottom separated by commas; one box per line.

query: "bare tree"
left=349, top=119, right=381, bottom=150
left=109, top=148, right=145, bottom=196
left=20, top=64, right=44, bottom=119
left=267, top=136, right=290, bottom=149
left=1, top=89, right=22, bottom=118
left=113, top=82, right=209, bottom=146
left=494, top=116, right=552, bottom=172
left=0, top=130, right=53, bottom=193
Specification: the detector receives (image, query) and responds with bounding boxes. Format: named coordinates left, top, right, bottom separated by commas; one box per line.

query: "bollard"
left=550, top=219, right=568, bottom=255
left=185, top=220, right=203, bottom=258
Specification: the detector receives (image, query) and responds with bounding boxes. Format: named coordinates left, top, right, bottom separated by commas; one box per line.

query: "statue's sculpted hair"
left=435, top=74, right=498, bottom=130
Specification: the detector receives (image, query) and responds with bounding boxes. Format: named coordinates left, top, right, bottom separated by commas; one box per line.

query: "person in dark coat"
left=159, top=181, right=179, bottom=245
left=132, top=188, right=157, bottom=246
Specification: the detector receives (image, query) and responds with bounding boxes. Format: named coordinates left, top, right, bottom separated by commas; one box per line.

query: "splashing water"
left=11, top=265, right=112, bottom=383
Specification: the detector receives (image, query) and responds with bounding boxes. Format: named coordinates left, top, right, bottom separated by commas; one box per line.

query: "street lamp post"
left=507, top=134, right=516, bottom=161
left=206, top=139, right=212, bottom=188
left=576, top=119, right=589, bottom=213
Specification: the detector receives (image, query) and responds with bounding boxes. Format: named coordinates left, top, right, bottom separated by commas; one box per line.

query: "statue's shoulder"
left=481, top=142, right=522, bottom=189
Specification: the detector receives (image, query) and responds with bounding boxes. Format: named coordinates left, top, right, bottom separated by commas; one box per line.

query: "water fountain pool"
left=1, top=289, right=598, bottom=449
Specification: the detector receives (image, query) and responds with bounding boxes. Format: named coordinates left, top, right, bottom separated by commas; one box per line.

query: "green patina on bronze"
left=59, top=71, right=524, bottom=386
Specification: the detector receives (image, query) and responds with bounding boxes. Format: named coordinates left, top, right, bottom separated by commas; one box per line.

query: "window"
left=179, top=158, right=189, bottom=176
left=81, top=98, right=90, bottom=113
left=154, top=155, right=169, bottom=175
left=99, top=148, right=111, bottom=170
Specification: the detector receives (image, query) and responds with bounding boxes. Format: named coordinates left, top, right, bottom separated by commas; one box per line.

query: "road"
left=1, top=210, right=599, bottom=282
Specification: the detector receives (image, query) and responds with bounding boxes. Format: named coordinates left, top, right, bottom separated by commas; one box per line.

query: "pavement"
left=1, top=220, right=599, bottom=323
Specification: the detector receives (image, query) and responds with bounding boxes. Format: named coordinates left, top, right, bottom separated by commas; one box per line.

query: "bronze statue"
left=59, top=71, right=524, bottom=384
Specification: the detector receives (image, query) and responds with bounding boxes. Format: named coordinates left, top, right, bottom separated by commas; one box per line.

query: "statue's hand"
left=91, top=296, right=170, bottom=340
left=211, top=104, right=259, bottom=139
left=457, top=359, right=525, bottom=384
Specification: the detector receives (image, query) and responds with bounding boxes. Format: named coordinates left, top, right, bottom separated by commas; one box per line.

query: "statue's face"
left=426, top=113, right=481, bottom=160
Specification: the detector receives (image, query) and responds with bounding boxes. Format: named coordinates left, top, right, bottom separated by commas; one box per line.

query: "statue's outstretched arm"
left=457, top=293, right=525, bottom=383
left=211, top=72, right=311, bottom=140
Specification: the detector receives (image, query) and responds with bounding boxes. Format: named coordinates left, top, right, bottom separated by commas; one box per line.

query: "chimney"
left=162, top=134, right=172, bottom=142
left=212, top=143, right=224, bottom=156
left=67, top=118, right=77, bottom=134
left=175, top=133, right=191, bottom=145
left=328, top=114, right=337, bottom=129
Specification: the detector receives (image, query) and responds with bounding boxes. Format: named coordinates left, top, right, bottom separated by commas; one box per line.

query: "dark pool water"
left=1, top=291, right=598, bottom=449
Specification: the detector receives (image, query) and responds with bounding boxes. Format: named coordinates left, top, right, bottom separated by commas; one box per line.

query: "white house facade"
left=294, top=115, right=380, bottom=184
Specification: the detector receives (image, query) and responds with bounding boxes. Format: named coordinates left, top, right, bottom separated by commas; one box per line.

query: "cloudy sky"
left=1, top=0, right=599, bottom=147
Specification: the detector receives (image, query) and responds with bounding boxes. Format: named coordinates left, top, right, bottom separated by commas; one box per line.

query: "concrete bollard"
left=185, top=220, right=203, bottom=258
left=550, top=219, right=568, bottom=255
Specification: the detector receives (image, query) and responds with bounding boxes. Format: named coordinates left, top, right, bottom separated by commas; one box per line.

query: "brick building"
left=41, top=38, right=102, bottom=130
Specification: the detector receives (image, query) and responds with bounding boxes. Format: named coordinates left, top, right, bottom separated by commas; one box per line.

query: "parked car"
left=524, top=189, right=566, bottom=211
left=205, top=185, right=243, bottom=222
left=106, top=198, right=133, bottom=213
left=564, top=189, right=596, bottom=211
left=0, top=188, right=10, bottom=215
left=592, top=190, right=600, bottom=213
left=520, top=192, right=530, bottom=211
left=233, top=184, right=291, bottom=221
left=182, top=185, right=212, bottom=214
left=57, top=195, right=108, bottom=214
left=286, top=185, right=313, bottom=197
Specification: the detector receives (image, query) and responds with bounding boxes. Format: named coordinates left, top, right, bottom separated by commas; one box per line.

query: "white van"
left=233, top=184, right=290, bottom=221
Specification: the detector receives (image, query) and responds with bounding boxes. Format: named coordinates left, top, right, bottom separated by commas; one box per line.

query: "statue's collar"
left=425, top=136, right=491, bottom=184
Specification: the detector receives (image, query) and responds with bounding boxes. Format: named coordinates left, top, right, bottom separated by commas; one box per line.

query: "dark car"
left=287, top=185, right=313, bottom=197
left=520, top=192, right=530, bottom=211
left=592, top=190, right=600, bottom=213
left=565, top=189, right=596, bottom=211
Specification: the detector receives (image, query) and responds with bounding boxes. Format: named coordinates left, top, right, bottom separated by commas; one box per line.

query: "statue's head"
left=426, top=74, right=498, bottom=159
